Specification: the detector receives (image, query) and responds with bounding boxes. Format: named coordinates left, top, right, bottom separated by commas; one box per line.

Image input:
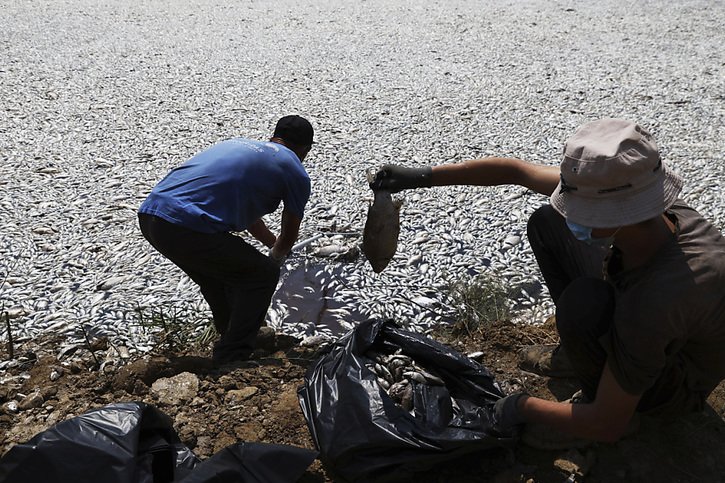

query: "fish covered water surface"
left=363, top=172, right=403, bottom=273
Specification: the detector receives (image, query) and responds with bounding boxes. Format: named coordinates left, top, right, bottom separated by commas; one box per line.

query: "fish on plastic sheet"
left=363, top=170, right=403, bottom=273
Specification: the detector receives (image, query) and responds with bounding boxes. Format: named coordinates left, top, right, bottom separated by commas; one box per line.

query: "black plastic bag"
left=298, top=318, right=516, bottom=483
left=0, top=402, right=194, bottom=483
left=0, top=401, right=316, bottom=483
left=180, top=442, right=317, bottom=483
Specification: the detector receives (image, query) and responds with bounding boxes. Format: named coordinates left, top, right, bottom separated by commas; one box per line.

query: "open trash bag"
left=0, top=401, right=317, bottom=483
left=298, top=318, right=516, bottom=483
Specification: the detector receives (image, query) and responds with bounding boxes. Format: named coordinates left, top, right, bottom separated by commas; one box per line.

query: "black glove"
left=369, top=164, right=433, bottom=193
left=492, top=393, right=528, bottom=433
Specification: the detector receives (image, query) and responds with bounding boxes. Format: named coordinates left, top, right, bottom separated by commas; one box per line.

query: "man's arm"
left=270, top=209, right=302, bottom=260
left=519, top=362, right=641, bottom=442
left=247, top=218, right=276, bottom=248
left=371, top=158, right=560, bottom=196
left=432, top=157, right=561, bottom=196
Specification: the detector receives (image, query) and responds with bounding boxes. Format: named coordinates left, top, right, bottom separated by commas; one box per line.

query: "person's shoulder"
left=670, top=199, right=723, bottom=239
left=223, top=137, right=263, bottom=149
left=198, top=137, right=252, bottom=153
left=266, top=142, right=306, bottom=166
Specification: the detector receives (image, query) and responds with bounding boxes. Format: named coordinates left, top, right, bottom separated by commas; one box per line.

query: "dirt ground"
left=1, top=318, right=724, bottom=483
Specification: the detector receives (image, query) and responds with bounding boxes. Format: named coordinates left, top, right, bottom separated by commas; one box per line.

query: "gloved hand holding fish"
left=363, top=168, right=404, bottom=273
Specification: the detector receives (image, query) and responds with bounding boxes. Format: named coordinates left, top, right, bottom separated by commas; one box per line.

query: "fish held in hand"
left=363, top=171, right=404, bottom=273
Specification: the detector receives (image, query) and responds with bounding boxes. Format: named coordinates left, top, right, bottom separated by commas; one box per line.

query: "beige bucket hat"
left=550, top=118, right=683, bottom=228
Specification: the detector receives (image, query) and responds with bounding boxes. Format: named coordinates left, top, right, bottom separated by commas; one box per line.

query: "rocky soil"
left=2, top=319, right=724, bottom=483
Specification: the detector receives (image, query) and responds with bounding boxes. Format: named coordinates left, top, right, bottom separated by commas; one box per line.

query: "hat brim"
left=550, top=163, right=683, bottom=228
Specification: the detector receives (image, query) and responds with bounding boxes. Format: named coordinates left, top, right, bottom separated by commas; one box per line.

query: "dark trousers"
left=138, top=213, right=279, bottom=363
left=527, top=205, right=696, bottom=415
left=526, top=205, right=608, bottom=399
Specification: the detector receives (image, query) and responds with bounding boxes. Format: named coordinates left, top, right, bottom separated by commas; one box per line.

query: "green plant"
left=78, top=322, right=101, bottom=369
left=446, top=272, right=512, bottom=335
left=133, top=303, right=212, bottom=352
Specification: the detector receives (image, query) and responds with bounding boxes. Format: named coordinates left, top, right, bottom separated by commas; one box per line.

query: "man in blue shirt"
left=138, top=115, right=313, bottom=366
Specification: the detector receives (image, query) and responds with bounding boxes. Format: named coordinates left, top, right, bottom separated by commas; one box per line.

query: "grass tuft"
left=446, top=272, right=512, bottom=336
left=133, top=303, right=213, bottom=352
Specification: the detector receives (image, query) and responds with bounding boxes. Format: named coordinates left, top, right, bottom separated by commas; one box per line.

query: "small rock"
left=50, top=366, right=64, bottom=381
left=40, top=386, right=58, bottom=400
left=4, top=401, right=19, bottom=413
left=151, top=372, right=200, bottom=405
left=554, top=448, right=592, bottom=477
left=113, top=356, right=171, bottom=391
left=217, top=375, right=238, bottom=390
left=225, top=387, right=259, bottom=404
left=18, top=392, right=44, bottom=411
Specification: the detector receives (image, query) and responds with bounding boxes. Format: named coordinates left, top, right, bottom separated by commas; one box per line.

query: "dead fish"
left=363, top=170, right=403, bottom=273
left=313, top=244, right=346, bottom=257
left=388, top=380, right=410, bottom=400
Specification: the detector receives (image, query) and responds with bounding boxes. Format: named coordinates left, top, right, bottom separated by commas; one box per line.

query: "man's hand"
left=369, top=164, right=433, bottom=193
left=492, top=393, right=528, bottom=433
left=268, top=247, right=286, bottom=267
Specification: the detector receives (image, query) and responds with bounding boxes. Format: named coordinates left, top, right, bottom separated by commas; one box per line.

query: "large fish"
left=363, top=170, right=403, bottom=273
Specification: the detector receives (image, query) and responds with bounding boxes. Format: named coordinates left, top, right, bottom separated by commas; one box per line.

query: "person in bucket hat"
left=370, top=118, right=725, bottom=445
left=138, top=115, right=313, bottom=367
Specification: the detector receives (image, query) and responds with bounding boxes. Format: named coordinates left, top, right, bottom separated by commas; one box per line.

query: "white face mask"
left=566, top=220, right=621, bottom=248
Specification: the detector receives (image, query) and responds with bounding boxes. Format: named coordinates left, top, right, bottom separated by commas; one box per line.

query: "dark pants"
left=527, top=205, right=696, bottom=415
left=138, top=213, right=280, bottom=363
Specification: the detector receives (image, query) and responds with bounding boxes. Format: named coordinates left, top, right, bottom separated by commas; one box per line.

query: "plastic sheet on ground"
left=0, top=401, right=317, bottom=483
left=298, top=318, right=517, bottom=483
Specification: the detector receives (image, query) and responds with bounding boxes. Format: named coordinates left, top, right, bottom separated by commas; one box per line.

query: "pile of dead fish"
left=365, top=349, right=447, bottom=411
left=1, top=0, right=723, bottom=355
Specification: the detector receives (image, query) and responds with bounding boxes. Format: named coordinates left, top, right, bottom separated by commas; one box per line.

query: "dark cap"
left=273, top=115, right=314, bottom=146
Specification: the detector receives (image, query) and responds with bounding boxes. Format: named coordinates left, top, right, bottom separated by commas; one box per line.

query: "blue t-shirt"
left=139, top=139, right=311, bottom=233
